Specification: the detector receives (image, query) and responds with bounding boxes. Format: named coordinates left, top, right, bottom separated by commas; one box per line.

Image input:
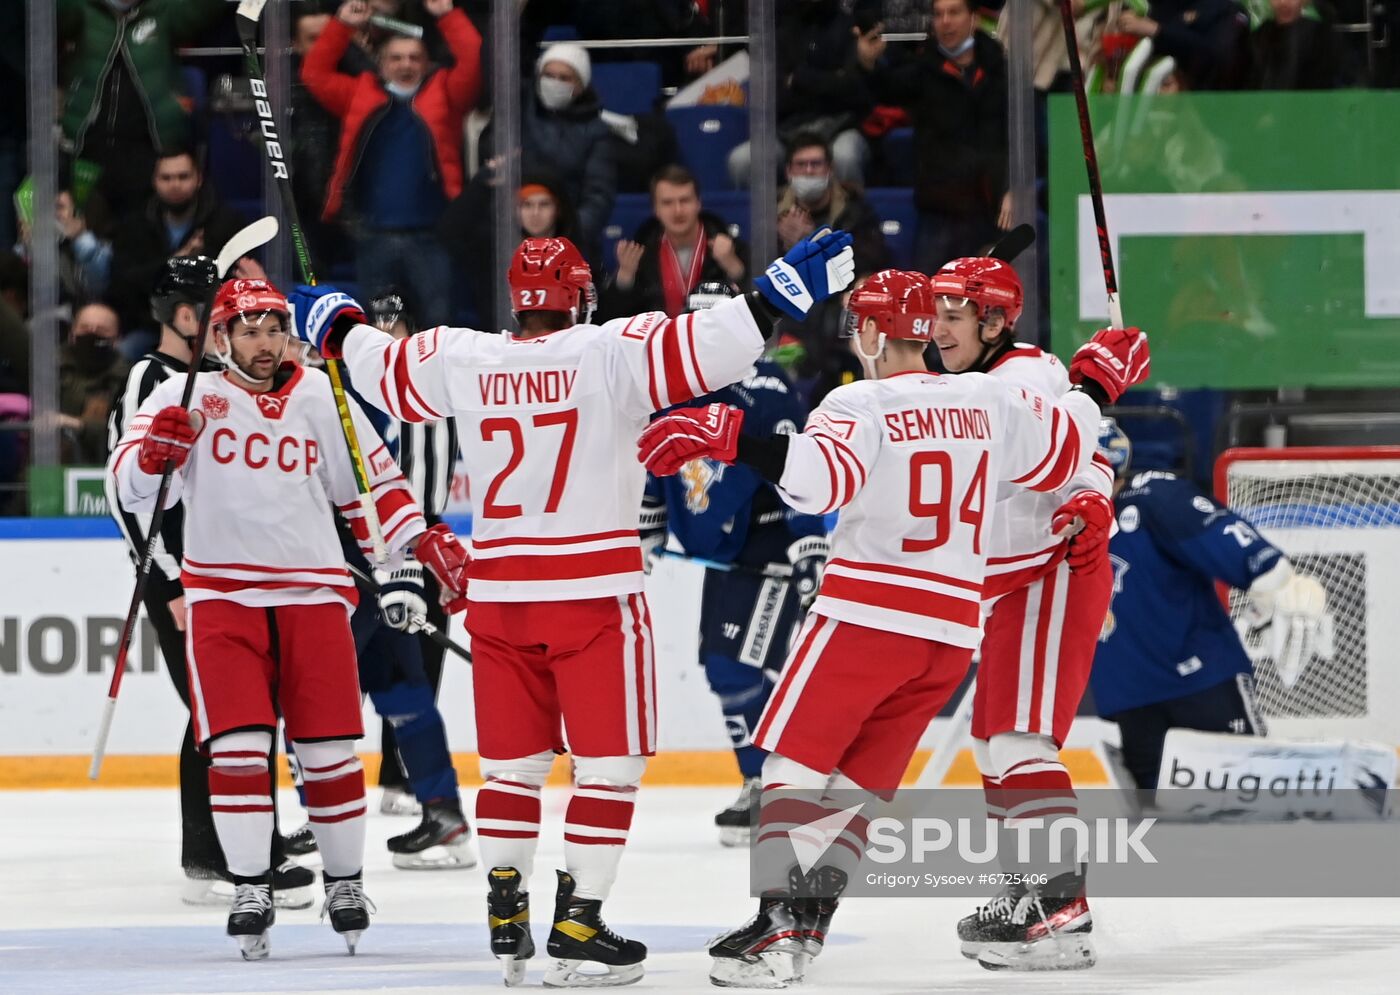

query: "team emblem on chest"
left=256, top=393, right=289, bottom=419
left=201, top=393, right=229, bottom=420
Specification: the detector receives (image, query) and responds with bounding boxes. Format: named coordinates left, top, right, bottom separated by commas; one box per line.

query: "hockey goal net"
left=1215, top=447, right=1400, bottom=744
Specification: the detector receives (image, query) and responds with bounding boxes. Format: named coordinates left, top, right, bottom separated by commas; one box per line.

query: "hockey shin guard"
left=990, top=734, right=1079, bottom=878
left=294, top=739, right=367, bottom=877
left=564, top=756, right=644, bottom=901
left=370, top=681, right=459, bottom=805
left=477, top=753, right=552, bottom=892
left=208, top=730, right=275, bottom=878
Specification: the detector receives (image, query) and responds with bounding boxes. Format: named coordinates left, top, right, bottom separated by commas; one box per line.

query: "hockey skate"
left=380, top=786, right=422, bottom=817
left=487, top=866, right=535, bottom=987
left=283, top=823, right=319, bottom=857
left=715, top=777, right=761, bottom=847
left=321, top=872, right=375, bottom=955
left=227, top=880, right=274, bottom=961
left=956, top=879, right=1030, bottom=959
left=388, top=801, right=477, bottom=870
left=708, top=896, right=805, bottom=989
left=184, top=859, right=315, bottom=910
left=974, top=869, right=1095, bottom=972
left=792, top=866, right=847, bottom=969
left=543, top=870, right=646, bottom=988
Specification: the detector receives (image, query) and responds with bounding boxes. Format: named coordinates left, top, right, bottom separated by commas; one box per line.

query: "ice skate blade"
left=391, top=838, right=479, bottom=871
left=499, top=954, right=529, bottom=987
left=977, top=933, right=1096, bottom=971
left=235, top=933, right=269, bottom=961
left=718, top=825, right=752, bottom=848
left=340, top=929, right=364, bottom=955
left=959, top=940, right=985, bottom=959
left=709, top=951, right=799, bottom=989
left=542, top=958, right=644, bottom=988
left=183, top=878, right=313, bottom=910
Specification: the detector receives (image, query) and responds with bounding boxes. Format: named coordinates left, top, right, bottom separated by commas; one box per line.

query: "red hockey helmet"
left=930, top=257, right=1024, bottom=330
left=507, top=237, right=596, bottom=325
left=210, top=278, right=290, bottom=334
left=843, top=269, right=937, bottom=342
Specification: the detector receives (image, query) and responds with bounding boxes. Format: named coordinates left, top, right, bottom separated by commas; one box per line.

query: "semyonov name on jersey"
left=477, top=369, right=579, bottom=406
left=883, top=406, right=992, bottom=443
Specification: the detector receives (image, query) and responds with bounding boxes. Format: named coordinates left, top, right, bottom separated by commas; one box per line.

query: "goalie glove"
left=1050, top=490, right=1114, bottom=572
left=1240, top=567, right=1335, bottom=688
left=375, top=556, right=427, bottom=632
left=415, top=523, right=470, bottom=614
left=639, top=492, right=668, bottom=575
left=786, top=534, right=830, bottom=612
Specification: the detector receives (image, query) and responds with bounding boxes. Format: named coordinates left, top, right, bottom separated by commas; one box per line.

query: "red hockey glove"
left=637, top=403, right=744, bottom=477
left=137, top=406, right=202, bottom=475
left=1051, top=490, right=1114, bottom=572
left=1068, top=326, right=1150, bottom=404
left=416, top=523, right=470, bottom=613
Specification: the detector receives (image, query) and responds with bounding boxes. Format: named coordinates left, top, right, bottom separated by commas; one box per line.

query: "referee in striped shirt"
left=370, top=293, right=461, bottom=803
left=105, top=256, right=312, bottom=905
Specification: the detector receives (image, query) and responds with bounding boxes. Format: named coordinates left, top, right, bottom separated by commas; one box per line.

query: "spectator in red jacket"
left=301, top=0, right=482, bottom=326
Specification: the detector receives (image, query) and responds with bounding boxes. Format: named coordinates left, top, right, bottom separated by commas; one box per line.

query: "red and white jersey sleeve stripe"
left=777, top=391, right=879, bottom=515
left=106, top=379, right=187, bottom=513
left=999, top=388, right=1097, bottom=494
left=341, top=323, right=455, bottom=424
left=604, top=295, right=767, bottom=415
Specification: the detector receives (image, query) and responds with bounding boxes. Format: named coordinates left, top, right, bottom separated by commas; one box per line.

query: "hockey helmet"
left=209, top=278, right=291, bottom=383
left=930, top=256, right=1024, bottom=331
left=1097, top=417, right=1132, bottom=480
left=684, top=280, right=737, bottom=313
left=151, top=255, right=218, bottom=329
left=842, top=269, right=937, bottom=342
left=507, top=237, right=596, bottom=325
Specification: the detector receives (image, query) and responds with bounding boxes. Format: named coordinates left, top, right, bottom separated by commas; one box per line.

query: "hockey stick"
left=1057, top=0, right=1124, bottom=330
left=345, top=563, right=474, bottom=664
left=987, top=223, right=1035, bottom=265
left=235, top=0, right=388, bottom=564
left=90, top=217, right=282, bottom=780
left=655, top=547, right=794, bottom=581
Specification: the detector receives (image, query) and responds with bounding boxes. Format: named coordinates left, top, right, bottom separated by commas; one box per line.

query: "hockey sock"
left=751, top=753, right=849, bottom=895
left=294, top=739, right=367, bottom=878
left=565, top=756, right=645, bottom=902
left=370, top=681, right=459, bottom=805
left=208, top=730, right=275, bottom=878
left=991, top=736, right=1079, bottom=880
left=477, top=752, right=553, bottom=893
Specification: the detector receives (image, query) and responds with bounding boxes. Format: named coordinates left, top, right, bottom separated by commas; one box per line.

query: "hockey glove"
left=755, top=228, right=856, bottom=321
left=376, top=557, right=428, bottom=632
left=415, top=523, right=470, bottom=613
left=639, top=491, right=668, bottom=574
left=1051, top=490, right=1114, bottom=572
left=1242, top=570, right=1334, bottom=688
left=287, top=284, right=369, bottom=360
left=786, top=534, right=830, bottom=612
left=138, top=406, right=203, bottom=475
left=1069, top=326, right=1150, bottom=404
left=637, top=403, right=744, bottom=477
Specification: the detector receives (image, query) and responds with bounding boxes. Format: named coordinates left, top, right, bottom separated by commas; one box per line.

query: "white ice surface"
left=3, top=786, right=1399, bottom=994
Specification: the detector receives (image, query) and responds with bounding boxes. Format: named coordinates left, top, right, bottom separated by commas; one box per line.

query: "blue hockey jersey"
left=648, top=360, right=827, bottom=568
left=1090, top=471, right=1284, bottom=716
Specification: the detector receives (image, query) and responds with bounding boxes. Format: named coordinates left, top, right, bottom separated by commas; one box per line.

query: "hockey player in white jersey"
left=638, top=269, right=1150, bottom=988
left=108, top=278, right=471, bottom=961
left=287, top=231, right=855, bottom=987
left=927, top=257, right=1148, bottom=971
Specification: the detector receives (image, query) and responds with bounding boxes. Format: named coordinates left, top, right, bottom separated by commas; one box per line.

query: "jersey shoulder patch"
left=612, top=310, right=668, bottom=343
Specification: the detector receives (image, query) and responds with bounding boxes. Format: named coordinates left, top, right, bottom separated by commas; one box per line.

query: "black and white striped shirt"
left=395, top=417, right=458, bottom=522
left=104, top=352, right=188, bottom=597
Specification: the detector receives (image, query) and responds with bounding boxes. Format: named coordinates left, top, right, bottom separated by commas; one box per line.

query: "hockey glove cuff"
left=786, top=534, right=830, bottom=612
left=375, top=558, right=427, bottom=632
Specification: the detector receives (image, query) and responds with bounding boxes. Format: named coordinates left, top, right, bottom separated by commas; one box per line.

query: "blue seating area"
left=591, top=61, right=662, bottom=116
left=665, top=105, right=747, bottom=193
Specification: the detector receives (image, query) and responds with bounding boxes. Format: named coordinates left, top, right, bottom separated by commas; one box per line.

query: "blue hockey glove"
left=287, top=284, right=368, bottom=359
left=786, top=535, right=831, bottom=612
left=755, top=228, right=856, bottom=321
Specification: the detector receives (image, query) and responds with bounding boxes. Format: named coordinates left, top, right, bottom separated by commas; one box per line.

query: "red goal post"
left=1214, top=446, right=1400, bottom=745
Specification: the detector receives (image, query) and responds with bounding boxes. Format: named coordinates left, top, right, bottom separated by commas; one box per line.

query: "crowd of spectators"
left=0, top=0, right=1392, bottom=499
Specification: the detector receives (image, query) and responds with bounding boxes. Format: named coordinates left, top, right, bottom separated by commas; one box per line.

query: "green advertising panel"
left=1049, top=91, right=1400, bottom=389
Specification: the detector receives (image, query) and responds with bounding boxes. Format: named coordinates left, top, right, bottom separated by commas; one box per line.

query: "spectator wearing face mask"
left=776, top=132, right=887, bottom=276
left=1244, top=0, right=1338, bottom=90
left=478, top=43, right=616, bottom=256
left=60, top=301, right=129, bottom=463
left=302, top=0, right=483, bottom=327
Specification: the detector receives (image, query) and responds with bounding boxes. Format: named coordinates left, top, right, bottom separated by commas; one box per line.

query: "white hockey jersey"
left=340, top=297, right=767, bottom=601
left=981, top=345, right=1115, bottom=598
left=777, top=370, right=1100, bottom=646
left=109, top=364, right=425, bottom=609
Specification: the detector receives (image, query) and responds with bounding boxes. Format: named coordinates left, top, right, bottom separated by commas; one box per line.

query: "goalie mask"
left=209, top=278, right=292, bottom=385
left=930, top=256, right=1023, bottom=371
left=507, top=237, right=596, bottom=326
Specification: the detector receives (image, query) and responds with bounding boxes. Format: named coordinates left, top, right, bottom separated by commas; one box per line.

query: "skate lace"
left=976, top=887, right=1026, bottom=922
left=231, top=883, right=271, bottom=916
left=320, top=879, right=377, bottom=920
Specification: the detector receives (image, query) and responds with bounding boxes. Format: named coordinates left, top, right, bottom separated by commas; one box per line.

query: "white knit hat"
left=537, top=43, right=591, bottom=89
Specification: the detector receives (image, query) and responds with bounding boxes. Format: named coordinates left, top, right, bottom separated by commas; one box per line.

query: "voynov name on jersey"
left=1091, top=470, right=1283, bottom=717
left=648, top=360, right=827, bottom=567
